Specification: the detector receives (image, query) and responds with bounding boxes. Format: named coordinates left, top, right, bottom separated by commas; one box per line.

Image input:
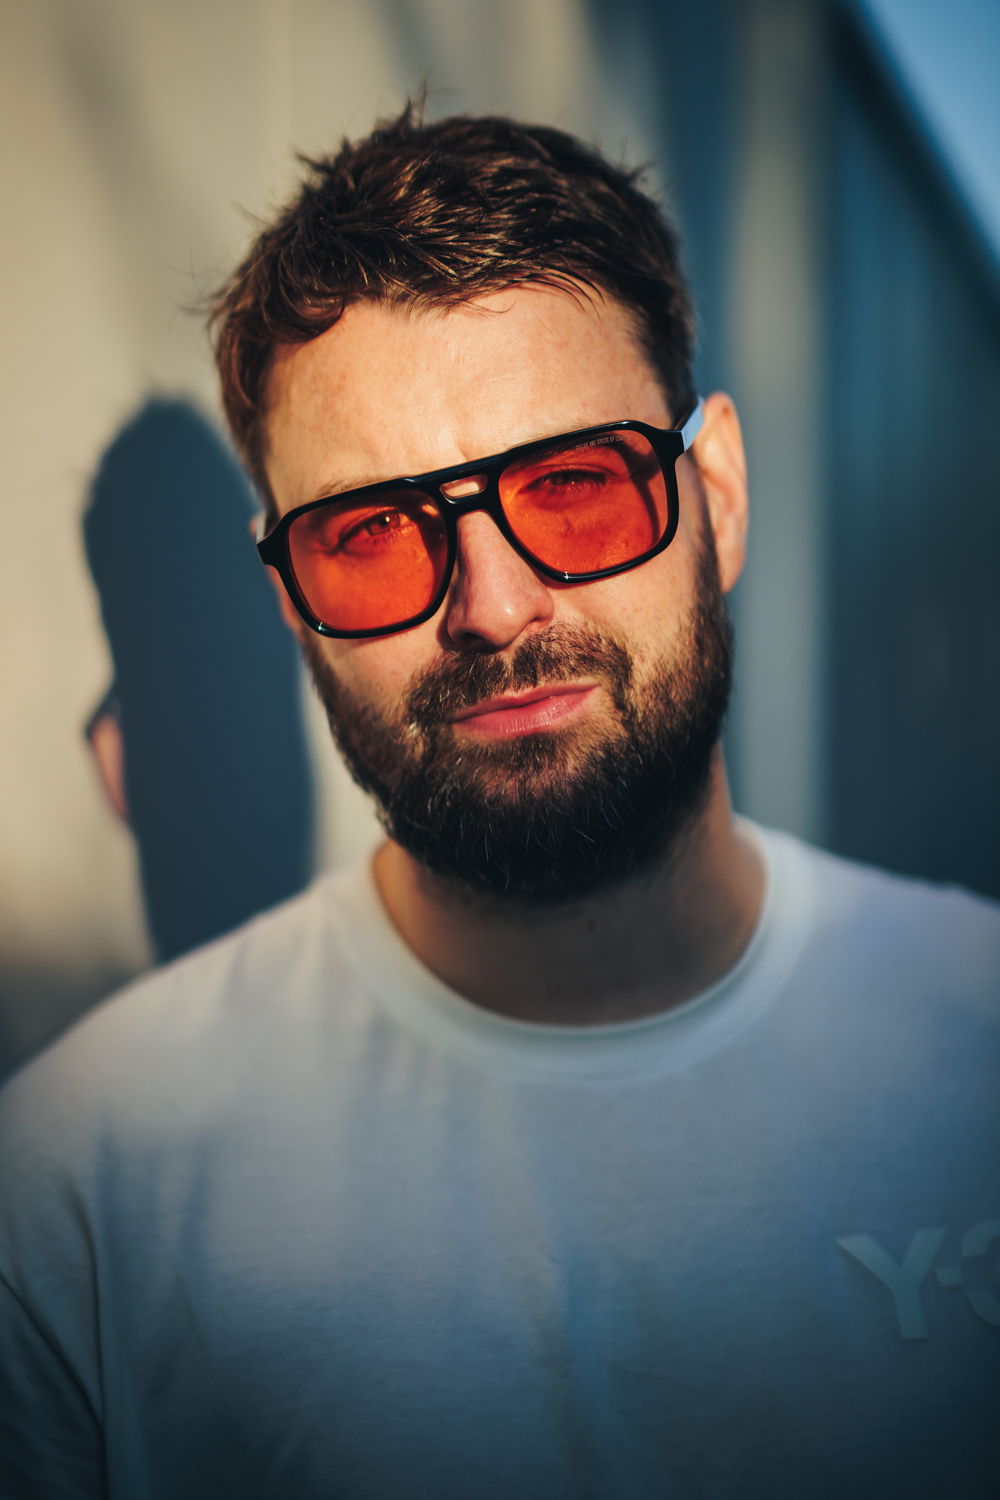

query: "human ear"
left=88, top=713, right=129, bottom=822
left=685, top=391, right=748, bottom=593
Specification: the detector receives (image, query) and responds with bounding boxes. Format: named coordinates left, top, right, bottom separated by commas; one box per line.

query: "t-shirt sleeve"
left=0, top=1273, right=107, bottom=1499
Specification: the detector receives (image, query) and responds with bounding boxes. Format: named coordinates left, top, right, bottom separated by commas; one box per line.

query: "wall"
left=826, top=10, right=1000, bottom=895
left=0, top=0, right=655, bottom=1070
left=3, top=0, right=996, bottom=1075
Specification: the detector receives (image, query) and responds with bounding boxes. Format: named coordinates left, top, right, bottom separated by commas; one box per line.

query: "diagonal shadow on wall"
left=83, top=397, right=315, bottom=963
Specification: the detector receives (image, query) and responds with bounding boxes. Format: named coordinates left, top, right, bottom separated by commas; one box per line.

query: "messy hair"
left=210, top=103, right=696, bottom=506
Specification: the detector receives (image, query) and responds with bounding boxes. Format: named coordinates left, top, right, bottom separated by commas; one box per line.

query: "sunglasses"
left=257, top=399, right=704, bottom=639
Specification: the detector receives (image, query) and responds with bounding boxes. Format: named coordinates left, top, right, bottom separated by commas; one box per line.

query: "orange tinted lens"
left=287, top=490, right=447, bottom=632
left=498, top=431, right=669, bottom=574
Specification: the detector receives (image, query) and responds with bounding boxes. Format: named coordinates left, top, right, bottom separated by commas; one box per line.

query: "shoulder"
left=0, top=865, right=371, bottom=1167
left=755, top=823, right=1000, bottom=1016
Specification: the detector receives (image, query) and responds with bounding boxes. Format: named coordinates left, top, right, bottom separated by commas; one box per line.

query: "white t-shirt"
left=0, top=825, right=998, bottom=1499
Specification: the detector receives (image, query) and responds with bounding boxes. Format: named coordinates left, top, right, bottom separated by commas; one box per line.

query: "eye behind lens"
left=499, top=433, right=670, bottom=576
left=287, top=489, right=448, bottom=632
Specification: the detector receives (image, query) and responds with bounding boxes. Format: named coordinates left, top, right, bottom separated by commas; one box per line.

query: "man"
left=1, top=108, right=997, bottom=1498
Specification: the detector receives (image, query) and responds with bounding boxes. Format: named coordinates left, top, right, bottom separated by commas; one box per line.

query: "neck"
left=373, top=752, right=765, bottom=1026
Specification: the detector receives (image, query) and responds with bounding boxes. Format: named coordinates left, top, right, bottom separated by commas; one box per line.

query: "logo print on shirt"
left=837, top=1216, right=1000, bottom=1339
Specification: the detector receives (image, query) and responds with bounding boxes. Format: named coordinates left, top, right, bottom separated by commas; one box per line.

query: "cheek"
left=556, top=533, right=700, bottom=662
left=321, top=625, right=440, bottom=714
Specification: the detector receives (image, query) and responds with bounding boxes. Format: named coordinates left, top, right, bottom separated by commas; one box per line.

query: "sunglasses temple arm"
left=679, top=398, right=705, bottom=451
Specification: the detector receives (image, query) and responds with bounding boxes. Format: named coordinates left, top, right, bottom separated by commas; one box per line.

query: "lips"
left=450, top=684, right=596, bottom=738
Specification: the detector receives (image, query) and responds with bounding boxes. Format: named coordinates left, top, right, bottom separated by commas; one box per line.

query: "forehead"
left=263, top=286, right=669, bottom=512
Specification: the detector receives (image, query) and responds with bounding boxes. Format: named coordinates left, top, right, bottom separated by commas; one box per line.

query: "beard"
left=302, top=534, right=733, bottom=905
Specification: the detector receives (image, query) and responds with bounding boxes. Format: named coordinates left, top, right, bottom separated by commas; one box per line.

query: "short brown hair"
left=210, top=104, right=696, bottom=506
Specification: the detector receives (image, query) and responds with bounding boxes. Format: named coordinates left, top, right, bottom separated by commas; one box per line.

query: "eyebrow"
left=305, top=424, right=633, bottom=503
left=309, top=472, right=399, bottom=504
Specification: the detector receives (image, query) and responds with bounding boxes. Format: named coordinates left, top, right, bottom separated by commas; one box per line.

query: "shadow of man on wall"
left=84, top=397, right=314, bottom=963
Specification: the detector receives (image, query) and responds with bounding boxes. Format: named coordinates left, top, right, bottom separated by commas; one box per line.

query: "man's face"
left=264, top=287, right=740, bottom=900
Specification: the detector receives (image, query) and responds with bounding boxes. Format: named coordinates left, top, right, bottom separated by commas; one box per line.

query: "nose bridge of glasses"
left=438, top=472, right=489, bottom=502
left=435, top=471, right=504, bottom=527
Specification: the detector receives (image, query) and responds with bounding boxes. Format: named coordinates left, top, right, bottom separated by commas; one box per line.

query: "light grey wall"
left=8, top=0, right=986, bottom=1064
left=0, top=0, right=658, bottom=1051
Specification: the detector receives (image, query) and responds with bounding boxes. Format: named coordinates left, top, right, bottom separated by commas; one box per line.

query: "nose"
left=442, top=510, right=554, bottom=650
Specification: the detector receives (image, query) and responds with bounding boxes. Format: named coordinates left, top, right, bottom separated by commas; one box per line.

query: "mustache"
left=404, top=624, right=635, bottom=730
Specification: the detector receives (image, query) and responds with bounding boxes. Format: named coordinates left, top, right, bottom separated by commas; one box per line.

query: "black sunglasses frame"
left=257, top=404, right=703, bottom=640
